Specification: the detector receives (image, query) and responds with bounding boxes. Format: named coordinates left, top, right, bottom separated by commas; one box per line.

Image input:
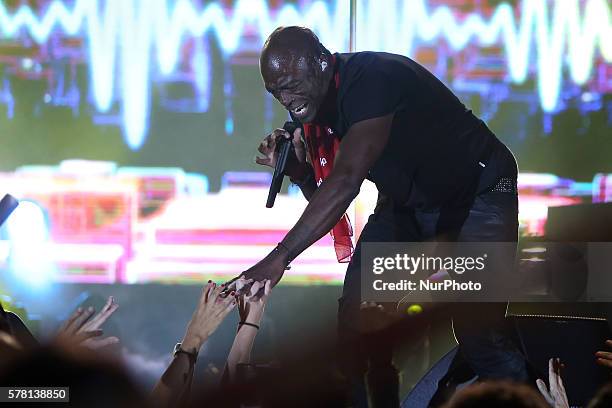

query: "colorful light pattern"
left=0, top=0, right=609, bottom=149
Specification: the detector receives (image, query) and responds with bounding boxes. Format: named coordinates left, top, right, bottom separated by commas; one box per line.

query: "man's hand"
left=236, top=279, right=272, bottom=325
left=536, top=358, right=569, bottom=408
left=181, top=282, right=236, bottom=352
left=595, top=339, right=612, bottom=369
left=359, top=301, right=402, bottom=333
left=225, top=247, right=288, bottom=297
left=255, top=127, right=309, bottom=180
left=56, top=296, right=119, bottom=349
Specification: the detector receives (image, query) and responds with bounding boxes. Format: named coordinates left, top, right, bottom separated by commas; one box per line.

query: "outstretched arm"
left=151, top=283, right=235, bottom=407
left=239, top=114, right=393, bottom=287
left=222, top=279, right=271, bottom=384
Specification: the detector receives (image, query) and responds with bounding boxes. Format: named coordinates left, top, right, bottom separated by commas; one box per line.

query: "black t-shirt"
left=299, top=51, right=517, bottom=209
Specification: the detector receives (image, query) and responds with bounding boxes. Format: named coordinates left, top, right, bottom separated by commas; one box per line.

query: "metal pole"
left=349, top=0, right=357, bottom=52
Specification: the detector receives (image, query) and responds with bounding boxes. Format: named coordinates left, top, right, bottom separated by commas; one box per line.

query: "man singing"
left=232, top=26, right=528, bottom=406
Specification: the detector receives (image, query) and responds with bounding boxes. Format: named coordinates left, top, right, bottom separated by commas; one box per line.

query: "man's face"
left=261, top=52, right=328, bottom=123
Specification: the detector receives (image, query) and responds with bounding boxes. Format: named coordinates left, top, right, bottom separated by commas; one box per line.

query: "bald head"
left=260, top=26, right=333, bottom=122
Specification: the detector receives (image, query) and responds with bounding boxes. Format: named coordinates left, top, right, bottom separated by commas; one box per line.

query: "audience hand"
left=236, top=278, right=271, bottom=325
left=56, top=296, right=119, bottom=349
left=536, top=358, right=569, bottom=408
left=595, top=339, right=612, bottom=369
left=181, top=282, right=236, bottom=352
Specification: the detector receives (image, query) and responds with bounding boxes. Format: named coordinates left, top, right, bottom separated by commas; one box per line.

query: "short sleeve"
left=339, top=53, right=407, bottom=128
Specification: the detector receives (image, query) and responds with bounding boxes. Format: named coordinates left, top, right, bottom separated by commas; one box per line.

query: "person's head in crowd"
left=0, top=344, right=147, bottom=407
left=588, top=382, right=612, bottom=408
left=443, top=381, right=548, bottom=408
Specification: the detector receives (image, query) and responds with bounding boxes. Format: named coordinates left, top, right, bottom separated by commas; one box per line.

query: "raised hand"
left=56, top=296, right=119, bottom=349
left=595, top=339, right=612, bottom=369
left=236, top=279, right=272, bottom=325
left=223, top=247, right=288, bottom=297
left=536, top=358, right=569, bottom=408
left=181, top=282, right=236, bottom=352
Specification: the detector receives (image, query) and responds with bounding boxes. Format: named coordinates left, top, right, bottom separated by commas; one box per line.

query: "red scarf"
left=302, top=66, right=354, bottom=263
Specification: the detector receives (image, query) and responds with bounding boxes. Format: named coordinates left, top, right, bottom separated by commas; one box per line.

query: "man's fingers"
left=235, top=277, right=253, bottom=293
left=236, top=282, right=253, bottom=297
left=360, top=301, right=380, bottom=310
left=221, top=276, right=243, bottom=297
left=272, top=128, right=290, bottom=142
left=605, top=339, right=612, bottom=348
left=257, top=142, right=268, bottom=154
left=255, top=155, right=271, bottom=166
left=291, top=128, right=302, bottom=144
left=264, top=134, right=276, bottom=149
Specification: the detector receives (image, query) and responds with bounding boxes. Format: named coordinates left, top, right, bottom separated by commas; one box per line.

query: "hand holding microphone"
left=255, top=122, right=308, bottom=207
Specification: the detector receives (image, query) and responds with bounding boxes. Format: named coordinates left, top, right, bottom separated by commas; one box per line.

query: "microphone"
left=0, top=194, right=19, bottom=227
left=266, top=121, right=298, bottom=208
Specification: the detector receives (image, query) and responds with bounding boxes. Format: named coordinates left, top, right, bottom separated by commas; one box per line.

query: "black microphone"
left=0, top=194, right=19, bottom=227
left=266, top=121, right=298, bottom=208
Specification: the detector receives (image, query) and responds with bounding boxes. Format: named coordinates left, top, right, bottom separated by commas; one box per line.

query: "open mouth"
left=291, top=102, right=308, bottom=116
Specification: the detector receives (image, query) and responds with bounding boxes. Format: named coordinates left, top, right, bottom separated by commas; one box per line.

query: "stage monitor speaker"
left=546, top=202, right=612, bottom=242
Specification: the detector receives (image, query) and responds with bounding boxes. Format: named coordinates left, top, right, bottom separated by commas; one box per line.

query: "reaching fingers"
left=60, top=308, right=84, bottom=334
left=248, top=281, right=263, bottom=299
left=208, top=283, right=225, bottom=303
left=535, top=379, right=553, bottom=405
left=596, top=356, right=612, bottom=368
left=71, top=329, right=104, bottom=345
left=83, top=297, right=119, bottom=331
left=235, top=277, right=253, bottom=293
left=596, top=351, right=612, bottom=360
left=605, top=339, right=612, bottom=348
left=236, top=281, right=254, bottom=297
left=221, top=276, right=241, bottom=296
left=224, top=297, right=237, bottom=314
left=264, top=279, right=272, bottom=297
left=548, top=358, right=564, bottom=393
left=85, top=336, right=120, bottom=350
left=71, top=307, right=95, bottom=332
left=202, top=281, right=215, bottom=303
left=548, top=358, right=555, bottom=381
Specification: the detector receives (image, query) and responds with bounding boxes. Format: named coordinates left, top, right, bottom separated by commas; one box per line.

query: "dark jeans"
left=337, top=189, right=529, bottom=407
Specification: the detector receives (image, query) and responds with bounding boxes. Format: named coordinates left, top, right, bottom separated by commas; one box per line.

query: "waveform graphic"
left=0, top=0, right=349, bottom=149
left=0, top=0, right=610, bottom=150
left=357, top=0, right=612, bottom=113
